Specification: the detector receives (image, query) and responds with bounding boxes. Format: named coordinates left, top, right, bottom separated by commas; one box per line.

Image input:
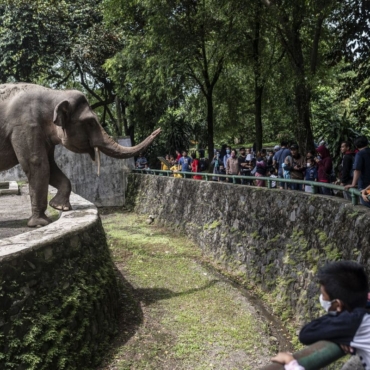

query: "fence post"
left=267, top=179, right=271, bottom=189
left=351, top=190, right=359, bottom=206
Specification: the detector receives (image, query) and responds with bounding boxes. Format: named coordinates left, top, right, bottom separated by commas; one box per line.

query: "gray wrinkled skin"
left=0, top=83, right=160, bottom=227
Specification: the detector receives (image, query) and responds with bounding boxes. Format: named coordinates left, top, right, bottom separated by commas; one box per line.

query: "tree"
left=0, top=0, right=123, bottom=132
left=262, top=0, right=339, bottom=153
left=104, top=0, right=248, bottom=159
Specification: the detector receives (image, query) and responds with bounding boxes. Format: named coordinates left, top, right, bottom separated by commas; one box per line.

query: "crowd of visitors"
left=135, top=135, right=370, bottom=207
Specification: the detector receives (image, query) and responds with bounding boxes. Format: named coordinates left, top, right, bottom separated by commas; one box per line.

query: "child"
left=299, top=261, right=370, bottom=367
left=282, top=155, right=292, bottom=180
left=170, top=162, right=182, bottom=178
left=268, top=168, right=278, bottom=189
left=304, top=156, right=318, bottom=193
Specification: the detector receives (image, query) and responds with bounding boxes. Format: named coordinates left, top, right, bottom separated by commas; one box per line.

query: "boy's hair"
left=318, top=261, right=369, bottom=309
left=354, top=136, right=368, bottom=149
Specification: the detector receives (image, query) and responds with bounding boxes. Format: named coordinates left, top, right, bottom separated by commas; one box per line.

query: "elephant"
left=0, top=83, right=161, bottom=227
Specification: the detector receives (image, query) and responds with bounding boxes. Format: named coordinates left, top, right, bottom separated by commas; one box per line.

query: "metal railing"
left=261, top=341, right=344, bottom=370
left=133, top=169, right=362, bottom=206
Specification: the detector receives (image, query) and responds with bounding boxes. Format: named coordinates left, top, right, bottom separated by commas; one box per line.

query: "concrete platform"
left=0, top=184, right=31, bottom=239
left=0, top=181, right=19, bottom=195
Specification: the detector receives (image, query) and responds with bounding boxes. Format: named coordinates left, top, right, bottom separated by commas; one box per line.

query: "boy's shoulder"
left=299, top=308, right=368, bottom=346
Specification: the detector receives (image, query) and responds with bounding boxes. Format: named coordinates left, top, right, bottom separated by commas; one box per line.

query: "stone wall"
left=0, top=190, right=120, bottom=370
left=126, top=174, right=370, bottom=329
left=0, top=137, right=134, bottom=207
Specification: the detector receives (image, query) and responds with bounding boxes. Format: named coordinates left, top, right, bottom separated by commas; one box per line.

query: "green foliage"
left=311, top=85, right=361, bottom=167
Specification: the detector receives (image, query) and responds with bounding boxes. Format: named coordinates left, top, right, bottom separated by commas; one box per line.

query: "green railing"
left=133, top=169, right=362, bottom=206
left=261, top=341, right=344, bottom=370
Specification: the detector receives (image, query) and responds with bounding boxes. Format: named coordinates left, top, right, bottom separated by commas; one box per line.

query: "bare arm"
left=344, top=170, right=360, bottom=190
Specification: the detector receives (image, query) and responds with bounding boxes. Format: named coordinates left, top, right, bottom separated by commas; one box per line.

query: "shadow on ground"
left=98, top=266, right=218, bottom=369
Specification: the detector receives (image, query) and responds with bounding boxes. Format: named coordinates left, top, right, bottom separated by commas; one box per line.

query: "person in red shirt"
left=175, top=149, right=182, bottom=162
left=191, top=153, right=202, bottom=180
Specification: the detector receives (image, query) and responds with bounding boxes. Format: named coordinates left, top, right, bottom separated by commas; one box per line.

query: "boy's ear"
left=334, top=299, right=345, bottom=312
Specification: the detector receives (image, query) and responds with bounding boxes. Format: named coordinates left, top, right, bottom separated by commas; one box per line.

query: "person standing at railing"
left=226, top=149, right=240, bottom=184
left=161, top=154, right=171, bottom=171
left=315, top=145, right=333, bottom=196
left=211, top=150, right=221, bottom=181
left=290, top=144, right=306, bottom=191
left=273, top=141, right=291, bottom=189
left=238, top=147, right=250, bottom=185
left=178, top=150, right=192, bottom=178
left=175, top=149, right=182, bottom=162
left=282, top=156, right=293, bottom=188
left=345, top=136, right=370, bottom=208
left=255, top=152, right=267, bottom=187
left=266, top=149, right=275, bottom=173
left=136, top=152, right=148, bottom=169
left=170, top=162, right=182, bottom=178
left=304, top=157, right=318, bottom=193
left=339, top=141, right=355, bottom=200
left=223, top=146, right=231, bottom=168
left=190, top=152, right=202, bottom=180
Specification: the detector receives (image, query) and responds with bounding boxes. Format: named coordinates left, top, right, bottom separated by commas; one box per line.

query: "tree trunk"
left=124, top=106, right=135, bottom=146
left=295, top=80, right=315, bottom=154
left=255, top=84, right=264, bottom=152
left=115, top=96, right=123, bottom=136
left=206, top=92, right=214, bottom=161
left=253, top=3, right=263, bottom=152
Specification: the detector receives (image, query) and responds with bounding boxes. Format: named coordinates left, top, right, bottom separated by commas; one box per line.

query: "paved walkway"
left=0, top=185, right=32, bottom=239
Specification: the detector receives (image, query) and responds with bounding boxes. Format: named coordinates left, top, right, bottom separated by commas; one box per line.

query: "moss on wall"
left=126, top=174, right=370, bottom=343
left=0, top=220, right=120, bottom=370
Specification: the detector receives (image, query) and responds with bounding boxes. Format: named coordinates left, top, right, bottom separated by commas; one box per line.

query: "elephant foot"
left=49, top=194, right=72, bottom=211
left=28, top=214, right=53, bottom=228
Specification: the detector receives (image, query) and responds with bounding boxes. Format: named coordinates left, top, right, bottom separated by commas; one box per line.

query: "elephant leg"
left=12, top=128, right=52, bottom=227
left=48, top=152, right=72, bottom=211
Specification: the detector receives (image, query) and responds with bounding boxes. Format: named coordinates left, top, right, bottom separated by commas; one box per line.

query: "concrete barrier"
left=0, top=189, right=120, bottom=369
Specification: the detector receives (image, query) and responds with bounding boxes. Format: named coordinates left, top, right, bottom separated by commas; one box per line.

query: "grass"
left=99, top=211, right=270, bottom=370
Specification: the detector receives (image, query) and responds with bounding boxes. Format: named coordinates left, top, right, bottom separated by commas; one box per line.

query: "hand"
left=340, top=344, right=354, bottom=354
left=271, top=352, right=294, bottom=365
left=361, top=191, right=369, bottom=202
left=344, top=184, right=355, bottom=190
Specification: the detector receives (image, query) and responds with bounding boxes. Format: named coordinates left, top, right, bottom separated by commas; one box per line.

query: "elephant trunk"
left=96, top=128, right=161, bottom=159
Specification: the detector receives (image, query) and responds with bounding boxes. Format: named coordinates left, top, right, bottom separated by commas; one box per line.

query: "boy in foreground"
left=272, top=261, right=370, bottom=368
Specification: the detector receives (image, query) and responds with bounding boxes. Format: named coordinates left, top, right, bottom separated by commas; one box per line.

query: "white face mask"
left=319, top=294, right=333, bottom=312
left=306, top=163, right=311, bottom=167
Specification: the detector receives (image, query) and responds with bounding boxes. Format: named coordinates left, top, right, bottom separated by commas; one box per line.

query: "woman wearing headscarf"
left=315, top=145, right=333, bottom=195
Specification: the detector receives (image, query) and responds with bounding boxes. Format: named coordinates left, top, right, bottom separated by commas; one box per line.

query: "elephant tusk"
left=94, top=147, right=101, bottom=177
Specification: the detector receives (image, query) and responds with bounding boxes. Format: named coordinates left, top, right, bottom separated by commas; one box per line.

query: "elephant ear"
left=53, top=100, right=71, bottom=131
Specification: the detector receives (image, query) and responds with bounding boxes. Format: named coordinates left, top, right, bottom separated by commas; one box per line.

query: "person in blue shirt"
left=223, top=146, right=231, bottom=168
left=273, top=141, right=291, bottom=189
left=135, top=153, right=148, bottom=169
left=345, top=136, right=370, bottom=208
left=178, top=151, right=192, bottom=177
